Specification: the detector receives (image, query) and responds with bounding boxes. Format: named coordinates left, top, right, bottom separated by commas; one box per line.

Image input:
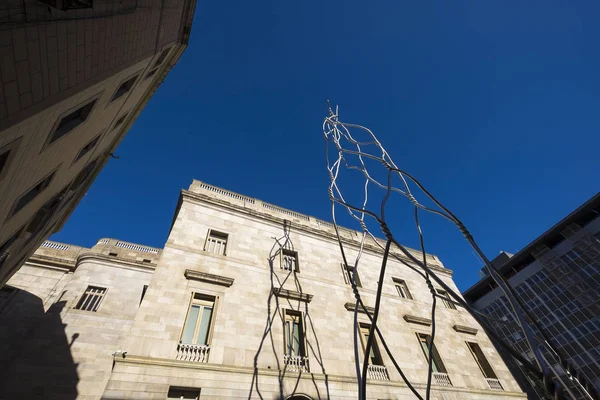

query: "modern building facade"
left=464, top=193, right=600, bottom=399
left=0, top=0, right=197, bottom=288
left=0, top=180, right=527, bottom=399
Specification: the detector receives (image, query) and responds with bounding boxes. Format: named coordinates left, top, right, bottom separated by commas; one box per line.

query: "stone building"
left=0, top=0, right=197, bottom=287
left=0, top=180, right=527, bottom=399
left=463, top=193, right=600, bottom=399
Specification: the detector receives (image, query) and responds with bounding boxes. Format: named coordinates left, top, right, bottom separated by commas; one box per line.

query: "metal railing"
left=486, top=377, right=503, bottom=390
left=433, top=372, right=452, bottom=386
left=284, top=355, right=309, bottom=373
left=367, top=364, right=390, bottom=380
left=175, top=343, right=210, bottom=363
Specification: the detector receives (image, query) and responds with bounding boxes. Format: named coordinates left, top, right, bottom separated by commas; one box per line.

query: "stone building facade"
left=0, top=180, right=527, bottom=399
left=0, top=0, right=197, bottom=288
left=463, top=193, right=600, bottom=399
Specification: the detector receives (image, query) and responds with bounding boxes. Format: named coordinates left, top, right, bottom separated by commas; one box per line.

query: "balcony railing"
left=284, top=355, right=310, bottom=373
left=486, top=378, right=504, bottom=390
left=433, top=372, right=452, bottom=386
left=176, top=343, right=210, bottom=363
left=367, top=364, right=390, bottom=381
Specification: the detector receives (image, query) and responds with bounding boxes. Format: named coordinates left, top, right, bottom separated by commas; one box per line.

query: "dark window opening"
left=108, top=252, right=118, bottom=257
left=75, top=135, right=101, bottom=163
left=71, top=158, right=99, bottom=191
left=111, top=74, right=139, bottom=102
left=50, top=99, right=97, bottom=144
left=140, top=285, right=148, bottom=305
left=112, top=113, right=129, bottom=131
left=154, top=48, right=171, bottom=68
left=11, top=171, right=56, bottom=217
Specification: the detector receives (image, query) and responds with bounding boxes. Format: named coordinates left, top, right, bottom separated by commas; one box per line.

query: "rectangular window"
left=342, top=263, right=362, bottom=288
left=281, top=249, right=299, bottom=272
left=167, top=387, right=200, bottom=400
left=71, top=157, right=99, bottom=191
left=359, top=324, right=383, bottom=365
left=111, top=74, right=139, bottom=102
left=436, top=289, right=457, bottom=310
left=417, top=333, right=447, bottom=373
left=74, top=134, right=101, bottom=163
left=112, top=112, right=129, bottom=131
left=140, top=285, right=148, bottom=305
left=0, top=136, right=22, bottom=182
left=75, top=286, right=107, bottom=312
left=393, top=278, right=412, bottom=299
left=284, top=310, right=305, bottom=357
left=466, top=342, right=498, bottom=379
left=181, top=294, right=214, bottom=345
left=49, top=99, right=97, bottom=144
left=11, top=171, right=56, bottom=216
left=204, top=229, right=228, bottom=256
left=154, top=48, right=171, bottom=68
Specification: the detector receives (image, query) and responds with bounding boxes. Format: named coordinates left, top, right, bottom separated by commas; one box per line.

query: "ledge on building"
left=403, top=315, right=432, bottom=326
left=272, top=288, right=313, bottom=303
left=453, top=325, right=478, bottom=335
left=184, top=269, right=234, bottom=287
left=344, top=302, right=375, bottom=314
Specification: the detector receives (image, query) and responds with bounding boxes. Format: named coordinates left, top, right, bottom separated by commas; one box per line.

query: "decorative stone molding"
left=344, top=302, right=375, bottom=314
left=403, top=315, right=432, bottom=326
left=272, top=288, right=313, bottom=303
left=453, top=325, right=478, bottom=335
left=184, top=269, right=234, bottom=287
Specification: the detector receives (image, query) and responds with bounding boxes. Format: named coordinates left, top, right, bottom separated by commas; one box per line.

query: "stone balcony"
left=284, top=355, right=310, bottom=373
left=433, top=372, right=453, bottom=386
left=367, top=364, right=389, bottom=380
left=175, top=343, right=210, bottom=363
left=486, top=377, right=504, bottom=390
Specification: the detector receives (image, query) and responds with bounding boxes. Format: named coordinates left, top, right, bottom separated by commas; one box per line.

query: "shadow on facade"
left=0, top=289, right=79, bottom=399
left=249, top=221, right=330, bottom=400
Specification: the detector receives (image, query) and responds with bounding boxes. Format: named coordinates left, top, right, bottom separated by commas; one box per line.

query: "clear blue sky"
left=50, top=1, right=600, bottom=291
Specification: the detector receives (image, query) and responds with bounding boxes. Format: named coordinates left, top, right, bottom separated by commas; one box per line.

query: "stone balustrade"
left=367, top=364, right=390, bottom=380
left=433, top=372, right=453, bottom=386
left=283, top=355, right=310, bottom=373
left=175, top=343, right=210, bottom=363
left=486, top=377, right=504, bottom=390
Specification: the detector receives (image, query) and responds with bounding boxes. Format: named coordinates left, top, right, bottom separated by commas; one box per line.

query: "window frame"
left=44, top=94, right=101, bottom=148
left=8, top=168, right=58, bottom=218
left=0, top=136, right=23, bottom=182
left=203, top=229, right=229, bottom=256
left=341, top=263, right=362, bottom=288
left=283, top=309, right=306, bottom=358
left=358, top=323, right=384, bottom=366
left=436, top=288, right=457, bottom=310
left=74, top=285, right=107, bottom=312
left=466, top=341, right=498, bottom=379
left=109, top=71, right=141, bottom=103
left=72, top=132, right=103, bottom=165
left=392, top=277, right=413, bottom=299
left=281, top=249, right=299, bottom=273
left=167, top=386, right=200, bottom=400
left=111, top=111, right=130, bottom=132
left=416, top=332, right=448, bottom=373
left=180, top=293, right=216, bottom=346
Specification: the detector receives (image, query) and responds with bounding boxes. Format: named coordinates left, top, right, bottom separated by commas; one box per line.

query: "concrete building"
left=0, top=180, right=527, bottom=399
left=0, top=0, right=197, bottom=288
left=464, top=193, right=600, bottom=399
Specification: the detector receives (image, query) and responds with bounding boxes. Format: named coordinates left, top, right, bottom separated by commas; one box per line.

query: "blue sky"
left=51, top=1, right=600, bottom=291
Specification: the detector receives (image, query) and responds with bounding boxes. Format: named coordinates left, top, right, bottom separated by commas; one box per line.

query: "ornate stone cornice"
left=184, top=269, right=234, bottom=287
left=344, top=302, right=375, bottom=314
left=272, top=288, right=313, bottom=303
left=453, top=325, right=478, bottom=335
left=403, top=315, right=432, bottom=326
